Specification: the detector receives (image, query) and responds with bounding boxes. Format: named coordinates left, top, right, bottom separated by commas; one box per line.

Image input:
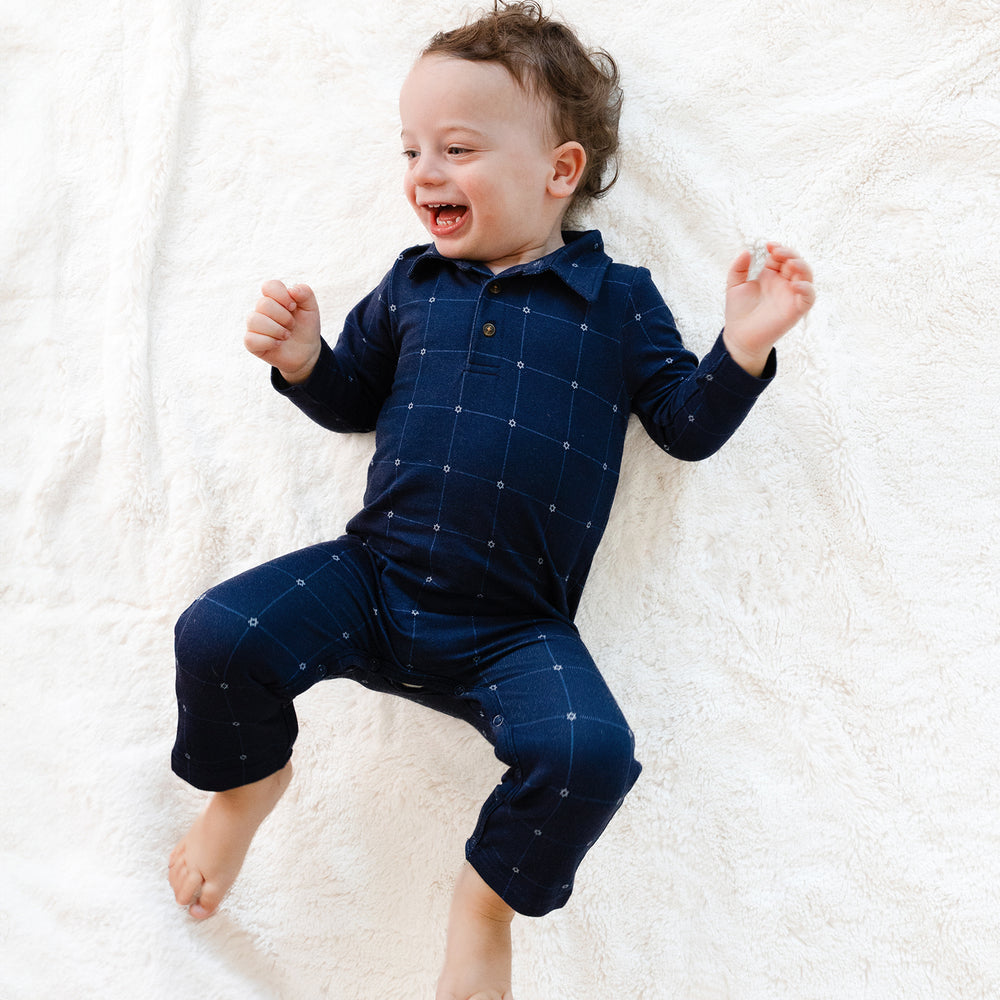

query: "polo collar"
left=407, top=230, right=611, bottom=303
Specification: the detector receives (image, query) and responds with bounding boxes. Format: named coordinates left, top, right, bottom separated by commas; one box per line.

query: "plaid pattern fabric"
left=276, top=231, right=774, bottom=621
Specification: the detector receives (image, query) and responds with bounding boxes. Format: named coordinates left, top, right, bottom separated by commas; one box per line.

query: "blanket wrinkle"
left=101, top=1, right=195, bottom=535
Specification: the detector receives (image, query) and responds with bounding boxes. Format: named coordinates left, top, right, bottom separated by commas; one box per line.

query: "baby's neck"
left=482, top=230, right=566, bottom=275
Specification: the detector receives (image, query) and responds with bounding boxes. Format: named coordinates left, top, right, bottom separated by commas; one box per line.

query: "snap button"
left=489, top=283, right=501, bottom=294
left=482, top=322, right=496, bottom=337
left=492, top=715, right=504, bottom=727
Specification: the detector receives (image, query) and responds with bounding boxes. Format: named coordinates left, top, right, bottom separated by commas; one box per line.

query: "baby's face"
left=400, top=55, right=569, bottom=273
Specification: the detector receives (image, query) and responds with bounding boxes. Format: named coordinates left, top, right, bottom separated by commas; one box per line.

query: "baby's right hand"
left=245, top=280, right=322, bottom=384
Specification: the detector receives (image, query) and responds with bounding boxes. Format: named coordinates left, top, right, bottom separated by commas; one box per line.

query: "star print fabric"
left=173, top=230, right=772, bottom=915
left=172, top=534, right=639, bottom=915
left=275, top=230, right=774, bottom=622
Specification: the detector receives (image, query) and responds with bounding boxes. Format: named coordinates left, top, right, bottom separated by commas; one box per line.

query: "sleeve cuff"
left=270, top=339, right=333, bottom=396
left=703, top=330, right=776, bottom=395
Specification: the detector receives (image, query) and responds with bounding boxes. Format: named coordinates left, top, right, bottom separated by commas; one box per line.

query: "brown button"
left=482, top=323, right=496, bottom=337
left=489, top=283, right=501, bottom=294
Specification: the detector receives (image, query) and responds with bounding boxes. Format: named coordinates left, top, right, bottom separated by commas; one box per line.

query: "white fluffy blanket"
left=3, top=1, right=998, bottom=997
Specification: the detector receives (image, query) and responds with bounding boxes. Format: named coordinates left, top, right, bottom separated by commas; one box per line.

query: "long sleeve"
left=271, top=269, right=400, bottom=433
left=622, top=268, right=775, bottom=461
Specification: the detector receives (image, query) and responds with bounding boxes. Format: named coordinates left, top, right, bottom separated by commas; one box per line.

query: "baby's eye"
left=402, top=149, right=419, bottom=160
left=447, top=146, right=470, bottom=156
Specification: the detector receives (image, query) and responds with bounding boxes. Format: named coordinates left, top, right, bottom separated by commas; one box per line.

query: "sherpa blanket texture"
left=2, top=1, right=998, bottom=997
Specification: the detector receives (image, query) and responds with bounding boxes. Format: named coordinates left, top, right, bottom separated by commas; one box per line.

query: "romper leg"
left=463, top=625, right=641, bottom=917
left=171, top=538, right=381, bottom=791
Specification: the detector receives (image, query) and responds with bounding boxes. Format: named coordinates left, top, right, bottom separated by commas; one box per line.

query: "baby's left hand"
left=723, top=244, right=815, bottom=376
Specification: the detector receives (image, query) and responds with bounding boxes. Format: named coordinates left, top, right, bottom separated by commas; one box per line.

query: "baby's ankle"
left=451, top=863, right=515, bottom=924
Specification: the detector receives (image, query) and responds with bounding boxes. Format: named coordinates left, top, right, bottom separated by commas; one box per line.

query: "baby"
left=168, top=3, right=815, bottom=998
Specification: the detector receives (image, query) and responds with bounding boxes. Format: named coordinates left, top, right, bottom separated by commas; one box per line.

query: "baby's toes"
left=189, top=878, right=223, bottom=919
left=169, top=858, right=205, bottom=907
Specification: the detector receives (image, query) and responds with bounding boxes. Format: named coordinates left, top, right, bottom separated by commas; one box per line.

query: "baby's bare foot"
left=168, top=762, right=292, bottom=919
left=436, top=863, right=515, bottom=1000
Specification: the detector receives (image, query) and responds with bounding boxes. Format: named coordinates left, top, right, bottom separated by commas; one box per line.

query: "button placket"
left=465, top=278, right=506, bottom=374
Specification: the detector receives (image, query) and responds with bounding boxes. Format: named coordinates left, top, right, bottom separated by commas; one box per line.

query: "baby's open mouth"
left=427, top=203, right=468, bottom=234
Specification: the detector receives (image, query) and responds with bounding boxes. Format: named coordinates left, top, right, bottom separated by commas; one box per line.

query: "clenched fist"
left=245, top=280, right=322, bottom=384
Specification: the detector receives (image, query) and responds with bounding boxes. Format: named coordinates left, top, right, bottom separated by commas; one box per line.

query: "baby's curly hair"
left=422, top=1, right=622, bottom=204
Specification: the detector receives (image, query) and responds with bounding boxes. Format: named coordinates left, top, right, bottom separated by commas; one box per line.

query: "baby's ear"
left=548, top=142, right=587, bottom=200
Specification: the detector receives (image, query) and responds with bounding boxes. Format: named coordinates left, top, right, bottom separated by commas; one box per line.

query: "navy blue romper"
left=172, top=231, right=774, bottom=916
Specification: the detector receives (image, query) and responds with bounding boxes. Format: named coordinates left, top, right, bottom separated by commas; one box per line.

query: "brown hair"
left=422, top=1, right=622, bottom=204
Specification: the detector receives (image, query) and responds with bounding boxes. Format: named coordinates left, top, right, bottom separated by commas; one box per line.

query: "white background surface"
left=2, top=1, right=998, bottom=997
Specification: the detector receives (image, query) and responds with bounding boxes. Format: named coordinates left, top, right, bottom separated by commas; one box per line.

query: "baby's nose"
left=413, top=153, right=446, bottom=185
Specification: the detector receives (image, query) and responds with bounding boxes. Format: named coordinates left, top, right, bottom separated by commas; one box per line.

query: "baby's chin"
left=427, top=230, right=480, bottom=260
left=431, top=240, right=467, bottom=258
